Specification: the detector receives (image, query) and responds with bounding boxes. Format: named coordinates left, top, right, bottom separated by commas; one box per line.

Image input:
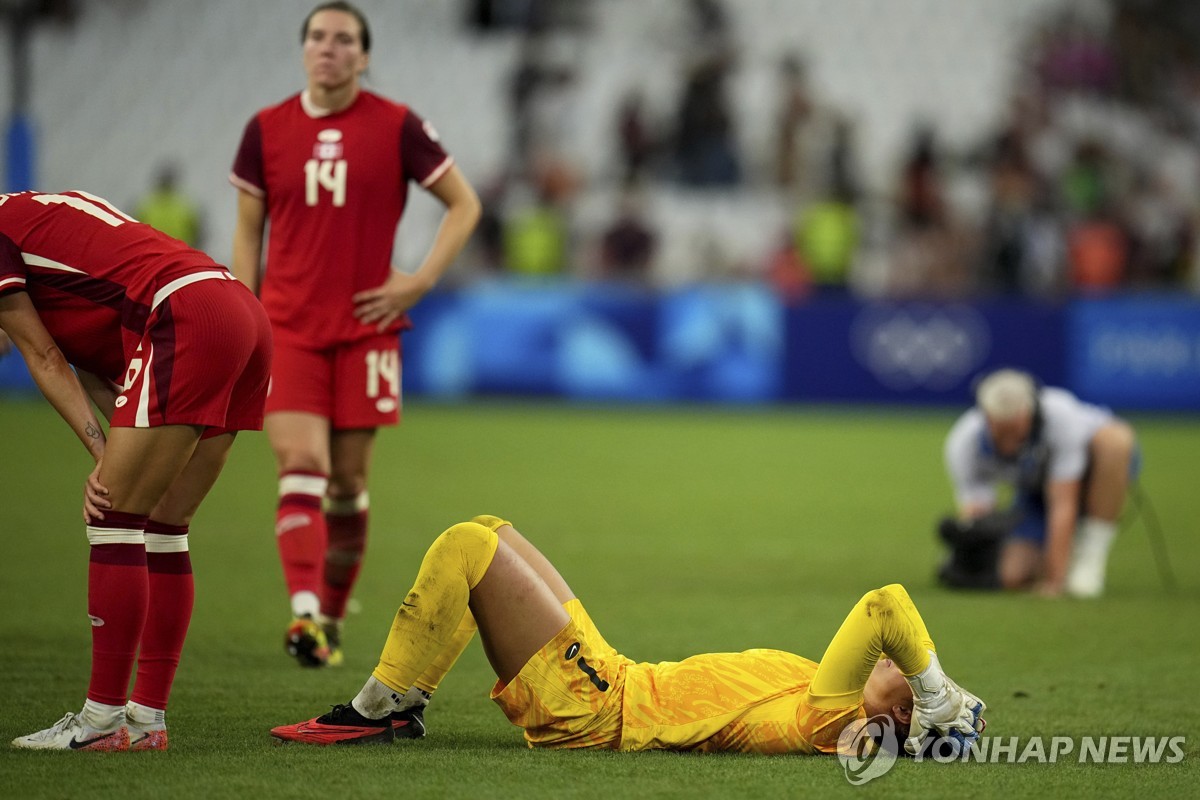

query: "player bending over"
left=271, top=516, right=985, bottom=755
left=2, top=189, right=271, bottom=751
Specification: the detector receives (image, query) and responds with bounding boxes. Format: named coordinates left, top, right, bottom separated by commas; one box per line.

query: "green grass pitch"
left=1, top=399, right=1197, bottom=798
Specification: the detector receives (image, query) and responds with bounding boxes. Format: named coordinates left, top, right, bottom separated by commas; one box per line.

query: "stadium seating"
left=7, top=0, right=1065, bottom=277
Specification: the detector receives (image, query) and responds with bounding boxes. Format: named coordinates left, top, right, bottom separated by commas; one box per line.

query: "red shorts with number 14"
left=265, top=333, right=402, bottom=430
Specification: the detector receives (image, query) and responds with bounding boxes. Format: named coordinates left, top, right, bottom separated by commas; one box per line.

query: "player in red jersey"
left=0, top=190, right=272, bottom=751
left=229, top=0, right=480, bottom=678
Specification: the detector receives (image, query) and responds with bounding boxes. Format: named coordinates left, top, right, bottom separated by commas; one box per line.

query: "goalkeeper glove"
left=903, top=652, right=987, bottom=758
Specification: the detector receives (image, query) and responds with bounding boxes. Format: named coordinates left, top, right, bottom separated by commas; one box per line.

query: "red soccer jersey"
left=0, top=190, right=229, bottom=381
left=230, top=90, right=452, bottom=349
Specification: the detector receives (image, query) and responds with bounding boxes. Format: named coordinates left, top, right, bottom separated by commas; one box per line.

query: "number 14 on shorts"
left=366, top=348, right=399, bottom=412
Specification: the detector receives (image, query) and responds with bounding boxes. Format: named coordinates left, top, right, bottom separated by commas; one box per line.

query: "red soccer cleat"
left=270, top=704, right=394, bottom=746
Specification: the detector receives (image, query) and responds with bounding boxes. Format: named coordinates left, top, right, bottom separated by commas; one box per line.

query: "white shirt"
left=944, top=387, right=1114, bottom=508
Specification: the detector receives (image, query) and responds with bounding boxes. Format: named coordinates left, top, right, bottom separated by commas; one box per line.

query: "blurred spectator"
left=793, top=189, right=859, bottom=293
left=135, top=163, right=204, bottom=248
left=1059, top=139, right=1112, bottom=218
left=977, top=143, right=1066, bottom=297
left=898, top=125, right=945, bottom=230
left=502, top=163, right=576, bottom=277
left=1067, top=207, right=1129, bottom=292
left=509, top=34, right=576, bottom=172
left=596, top=190, right=657, bottom=283
left=672, top=0, right=740, bottom=188
left=503, top=199, right=568, bottom=277
left=826, top=116, right=862, bottom=204
left=615, top=90, right=659, bottom=185
left=674, top=54, right=741, bottom=187
left=464, top=175, right=509, bottom=276
left=1122, top=169, right=1193, bottom=288
left=887, top=125, right=971, bottom=298
left=1034, top=9, right=1117, bottom=96
left=764, top=230, right=811, bottom=303
left=465, top=0, right=587, bottom=34
left=773, top=53, right=812, bottom=189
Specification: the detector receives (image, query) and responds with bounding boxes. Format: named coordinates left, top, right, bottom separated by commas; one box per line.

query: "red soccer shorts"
left=265, top=333, right=402, bottom=430
left=111, top=275, right=272, bottom=433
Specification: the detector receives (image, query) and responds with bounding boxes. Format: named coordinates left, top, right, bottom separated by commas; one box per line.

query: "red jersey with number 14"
left=230, top=90, right=452, bottom=349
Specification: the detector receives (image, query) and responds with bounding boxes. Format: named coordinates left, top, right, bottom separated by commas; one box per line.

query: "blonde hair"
left=975, top=369, right=1036, bottom=420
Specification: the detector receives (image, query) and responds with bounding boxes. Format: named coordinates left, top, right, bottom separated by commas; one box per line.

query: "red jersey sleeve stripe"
left=229, top=173, right=266, bottom=198
left=22, top=252, right=87, bottom=273
left=0, top=275, right=26, bottom=294
left=419, top=156, right=454, bottom=189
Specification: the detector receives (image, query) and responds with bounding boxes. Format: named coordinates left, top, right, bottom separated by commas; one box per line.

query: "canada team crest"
left=314, top=129, right=343, bottom=160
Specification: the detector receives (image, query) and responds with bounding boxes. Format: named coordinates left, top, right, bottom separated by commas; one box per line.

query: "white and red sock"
left=86, top=510, right=149, bottom=708
left=276, top=472, right=328, bottom=616
left=320, top=492, right=368, bottom=621
left=131, top=520, right=193, bottom=711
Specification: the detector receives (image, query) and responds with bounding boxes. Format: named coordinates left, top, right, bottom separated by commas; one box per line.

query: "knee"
left=1094, top=422, right=1136, bottom=463
left=470, top=514, right=512, bottom=533
left=273, top=445, right=328, bottom=476
left=327, top=474, right=366, bottom=500
left=432, top=522, right=500, bottom=587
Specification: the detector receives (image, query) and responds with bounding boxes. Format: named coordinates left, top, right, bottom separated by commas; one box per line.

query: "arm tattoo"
left=85, top=421, right=100, bottom=440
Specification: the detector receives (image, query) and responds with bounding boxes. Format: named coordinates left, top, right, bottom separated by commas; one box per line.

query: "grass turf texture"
left=0, top=399, right=1197, bottom=799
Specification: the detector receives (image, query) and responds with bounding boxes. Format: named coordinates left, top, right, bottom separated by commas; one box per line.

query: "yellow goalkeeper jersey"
left=491, top=596, right=896, bottom=754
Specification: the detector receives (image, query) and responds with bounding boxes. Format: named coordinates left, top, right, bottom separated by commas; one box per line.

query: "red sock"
left=86, top=511, right=149, bottom=708
left=320, top=497, right=368, bottom=620
left=276, top=471, right=328, bottom=601
left=130, top=521, right=193, bottom=711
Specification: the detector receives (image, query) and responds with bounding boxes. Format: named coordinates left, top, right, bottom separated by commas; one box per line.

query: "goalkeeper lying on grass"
left=271, top=516, right=986, bottom=756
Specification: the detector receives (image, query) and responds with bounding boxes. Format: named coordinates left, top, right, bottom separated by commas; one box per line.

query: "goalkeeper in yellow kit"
left=270, top=516, right=986, bottom=756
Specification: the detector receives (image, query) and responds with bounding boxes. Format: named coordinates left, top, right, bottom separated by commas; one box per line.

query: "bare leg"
left=494, top=523, right=575, bottom=604
left=1084, top=421, right=1135, bottom=521
left=99, top=425, right=204, bottom=513
left=470, top=539, right=571, bottom=683
left=328, top=428, right=375, bottom=500
left=148, top=433, right=237, bottom=526
left=999, top=539, right=1041, bottom=590
left=130, top=433, right=236, bottom=719
left=266, top=411, right=331, bottom=474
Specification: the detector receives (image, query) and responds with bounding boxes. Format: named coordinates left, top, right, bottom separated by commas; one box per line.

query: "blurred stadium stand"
left=0, top=0, right=1061, bottom=271
left=2, top=0, right=1199, bottom=409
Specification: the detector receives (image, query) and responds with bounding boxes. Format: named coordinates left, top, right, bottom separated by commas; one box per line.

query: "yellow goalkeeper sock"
left=371, top=522, right=498, bottom=696
left=412, top=610, right=478, bottom=695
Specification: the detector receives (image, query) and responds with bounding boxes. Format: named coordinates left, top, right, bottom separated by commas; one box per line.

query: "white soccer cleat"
left=11, top=711, right=129, bottom=751
left=126, top=704, right=168, bottom=752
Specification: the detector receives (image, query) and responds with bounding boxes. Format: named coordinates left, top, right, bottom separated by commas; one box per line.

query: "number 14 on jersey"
left=305, top=159, right=347, bottom=207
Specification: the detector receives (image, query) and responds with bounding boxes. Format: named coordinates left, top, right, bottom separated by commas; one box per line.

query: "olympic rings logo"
left=851, top=305, right=990, bottom=391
